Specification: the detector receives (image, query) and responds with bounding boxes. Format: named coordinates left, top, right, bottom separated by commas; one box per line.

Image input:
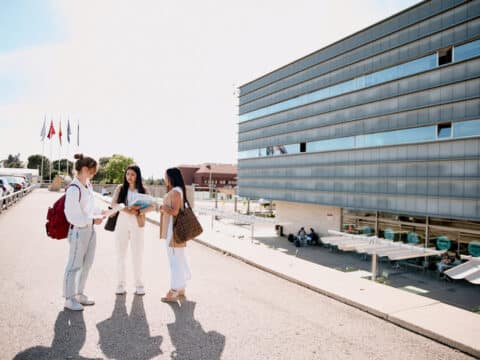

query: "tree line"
left=1, top=153, right=164, bottom=185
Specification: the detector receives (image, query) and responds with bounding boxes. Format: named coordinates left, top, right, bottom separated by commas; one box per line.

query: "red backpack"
left=46, top=184, right=81, bottom=240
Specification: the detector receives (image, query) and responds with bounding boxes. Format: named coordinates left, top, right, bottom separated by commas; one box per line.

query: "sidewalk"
left=98, top=193, right=479, bottom=358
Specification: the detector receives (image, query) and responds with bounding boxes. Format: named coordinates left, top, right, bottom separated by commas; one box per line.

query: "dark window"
left=438, top=47, right=452, bottom=66
left=300, top=142, right=306, bottom=152
left=437, top=123, right=452, bottom=138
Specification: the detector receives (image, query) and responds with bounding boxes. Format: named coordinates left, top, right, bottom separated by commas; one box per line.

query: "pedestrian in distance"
left=111, top=164, right=155, bottom=296
left=63, top=153, right=106, bottom=311
left=159, top=167, right=191, bottom=302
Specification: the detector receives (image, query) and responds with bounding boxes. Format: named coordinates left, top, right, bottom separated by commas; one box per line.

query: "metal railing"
left=0, top=184, right=36, bottom=214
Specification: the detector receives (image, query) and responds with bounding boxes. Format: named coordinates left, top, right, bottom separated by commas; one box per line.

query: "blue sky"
left=0, top=0, right=63, bottom=53
left=0, top=0, right=419, bottom=178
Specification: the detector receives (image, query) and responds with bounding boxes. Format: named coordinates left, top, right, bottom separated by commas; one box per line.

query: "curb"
left=192, top=236, right=478, bottom=358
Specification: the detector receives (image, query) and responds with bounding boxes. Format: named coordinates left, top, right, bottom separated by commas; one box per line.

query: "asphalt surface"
left=0, top=189, right=473, bottom=360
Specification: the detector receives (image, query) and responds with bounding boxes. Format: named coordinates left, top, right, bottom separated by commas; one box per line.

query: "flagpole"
left=40, top=114, right=46, bottom=185
left=49, top=135, right=52, bottom=183
left=58, top=114, right=61, bottom=175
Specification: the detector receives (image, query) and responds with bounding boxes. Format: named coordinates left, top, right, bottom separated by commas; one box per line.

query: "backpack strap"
left=67, top=183, right=82, bottom=202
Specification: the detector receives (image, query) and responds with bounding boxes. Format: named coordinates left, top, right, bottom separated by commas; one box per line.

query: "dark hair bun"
left=74, top=153, right=84, bottom=160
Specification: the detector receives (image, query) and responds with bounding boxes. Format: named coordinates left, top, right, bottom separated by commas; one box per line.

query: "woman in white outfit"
left=159, top=167, right=191, bottom=302
left=63, top=154, right=106, bottom=311
left=111, top=165, right=154, bottom=296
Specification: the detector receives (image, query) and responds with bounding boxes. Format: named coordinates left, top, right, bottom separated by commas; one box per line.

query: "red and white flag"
left=58, top=120, right=63, bottom=146
left=47, top=120, right=56, bottom=139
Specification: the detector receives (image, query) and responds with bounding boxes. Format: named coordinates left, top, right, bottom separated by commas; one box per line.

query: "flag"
left=47, top=120, right=56, bottom=139
left=77, top=122, right=80, bottom=147
left=40, top=117, right=46, bottom=141
left=67, top=119, right=72, bottom=144
left=58, top=120, right=63, bottom=146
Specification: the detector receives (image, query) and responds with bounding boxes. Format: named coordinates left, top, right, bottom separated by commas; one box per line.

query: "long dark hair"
left=118, top=164, right=146, bottom=205
left=165, top=167, right=186, bottom=204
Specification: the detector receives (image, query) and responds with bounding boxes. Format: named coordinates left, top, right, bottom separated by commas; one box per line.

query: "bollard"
left=371, top=253, right=377, bottom=281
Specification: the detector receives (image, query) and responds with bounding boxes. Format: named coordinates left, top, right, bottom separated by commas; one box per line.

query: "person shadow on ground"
left=14, top=310, right=100, bottom=360
left=167, top=301, right=225, bottom=360
left=97, top=295, right=163, bottom=360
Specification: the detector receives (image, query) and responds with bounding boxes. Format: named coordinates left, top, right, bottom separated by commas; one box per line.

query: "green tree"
left=104, top=154, right=134, bottom=184
left=3, top=153, right=23, bottom=168
left=52, top=159, right=74, bottom=177
left=92, top=156, right=111, bottom=184
left=27, top=154, right=51, bottom=180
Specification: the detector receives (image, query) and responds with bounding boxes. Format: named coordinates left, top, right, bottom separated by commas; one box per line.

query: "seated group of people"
left=294, top=227, right=320, bottom=247
left=437, top=251, right=462, bottom=277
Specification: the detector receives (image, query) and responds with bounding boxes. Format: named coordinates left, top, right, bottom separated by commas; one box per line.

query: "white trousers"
left=166, top=218, right=191, bottom=290
left=115, top=212, right=144, bottom=288
left=63, top=226, right=96, bottom=299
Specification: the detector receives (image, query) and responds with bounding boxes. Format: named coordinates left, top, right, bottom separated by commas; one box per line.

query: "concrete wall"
left=276, top=200, right=341, bottom=237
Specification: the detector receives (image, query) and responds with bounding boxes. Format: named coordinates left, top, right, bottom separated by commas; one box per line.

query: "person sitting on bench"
left=295, top=227, right=311, bottom=247
left=309, top=228, right=321, bottom=246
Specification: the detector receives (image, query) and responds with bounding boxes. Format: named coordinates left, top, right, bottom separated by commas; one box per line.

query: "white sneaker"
left=135, top=286, right=146, bottom=296
left=77, top=294, right=95, bottom=306
left=64, top=298, right=84, bottom=311
left=115, top=285, right=126, bottom=295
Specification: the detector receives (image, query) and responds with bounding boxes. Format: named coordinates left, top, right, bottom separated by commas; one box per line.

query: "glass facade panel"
left=239, top=54, right=438, bottom=122
left=453, top=119, right=480, bottom=138
left=239, top=121, right=479, bottom=159
left=454, top=39, right=480, bottom=62
left=356, top=126, right=435, bottom=147
left=307, top=136, right=355, bottom=152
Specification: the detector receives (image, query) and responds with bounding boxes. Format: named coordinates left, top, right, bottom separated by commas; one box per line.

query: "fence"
left=0, top=184, right=36, bottom=214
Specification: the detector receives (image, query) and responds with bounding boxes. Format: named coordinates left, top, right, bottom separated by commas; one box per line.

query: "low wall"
left=275, top=200, right=341, bottom=236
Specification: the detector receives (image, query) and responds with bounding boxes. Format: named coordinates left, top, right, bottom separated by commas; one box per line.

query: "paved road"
left=0, top=189, right=472, bottom=359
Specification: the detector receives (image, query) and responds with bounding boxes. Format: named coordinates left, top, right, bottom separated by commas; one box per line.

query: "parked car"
left=0, top=177, right=15, bottom=206
left=12, top=175, right=28, bottom=189
left=6, top=177, right=23, bottom=192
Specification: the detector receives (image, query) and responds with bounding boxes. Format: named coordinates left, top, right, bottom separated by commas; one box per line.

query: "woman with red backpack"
left=63, top=154, right=106, bottom=311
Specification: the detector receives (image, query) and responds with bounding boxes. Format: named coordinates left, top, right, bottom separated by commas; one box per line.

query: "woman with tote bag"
left=159, top=167, right=192, bottom=302
left=111, top=165, right=155, bottom=296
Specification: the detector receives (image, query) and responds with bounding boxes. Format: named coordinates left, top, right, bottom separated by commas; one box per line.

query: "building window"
left=438, top=47, right=452, bottom=66
left=437, top=123, right=452, bottom=139
left=453, top=119, right=480, bottom=138
left=454, top=39, right=480, bottom=62
left=300, top=142, right=306, bottom=153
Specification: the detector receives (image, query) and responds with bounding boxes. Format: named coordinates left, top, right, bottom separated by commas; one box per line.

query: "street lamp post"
left=206, top=164, right=212, bottom=200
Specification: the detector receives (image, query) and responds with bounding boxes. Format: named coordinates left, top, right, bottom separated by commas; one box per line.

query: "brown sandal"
left=161, top=289, right=180, bottom=303
left=178, top=289, right=186, bottom=299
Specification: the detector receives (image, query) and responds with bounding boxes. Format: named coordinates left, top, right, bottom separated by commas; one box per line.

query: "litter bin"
left=275, top=225, right=284, bottom=237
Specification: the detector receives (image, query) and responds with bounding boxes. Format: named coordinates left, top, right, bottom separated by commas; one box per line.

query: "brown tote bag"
left=173, top=199, right=203, bottom=244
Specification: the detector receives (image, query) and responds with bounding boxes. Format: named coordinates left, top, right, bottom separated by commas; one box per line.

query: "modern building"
left=178, top=163, right=237, bottom=190
left=237, top=0, right=480, bottom=255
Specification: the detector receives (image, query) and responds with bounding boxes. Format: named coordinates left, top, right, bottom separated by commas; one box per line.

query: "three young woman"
left=111, top=165, right=155, bottom=296
left=63, top=154, right=106, bottom=311
left=63, top=159, right=192, bottom=309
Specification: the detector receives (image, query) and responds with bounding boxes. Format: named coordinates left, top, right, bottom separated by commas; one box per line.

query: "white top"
left=64, top=177, right=101, bottom=227
left=127, top=189, right=137, bottom=206
left=166, top=187, right=183, bottom=240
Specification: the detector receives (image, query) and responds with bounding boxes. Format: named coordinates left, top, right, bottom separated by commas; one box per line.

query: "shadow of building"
left=97, top=295, right=163, bottom=360
left=167, top=301, right=225, bottom=360
left=14, top=310, right=100, bottom=360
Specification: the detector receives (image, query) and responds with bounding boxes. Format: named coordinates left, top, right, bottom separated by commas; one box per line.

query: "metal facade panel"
left=239, top=0, right=466, bottom=96
left=240, top=16, right=480, bottom=112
